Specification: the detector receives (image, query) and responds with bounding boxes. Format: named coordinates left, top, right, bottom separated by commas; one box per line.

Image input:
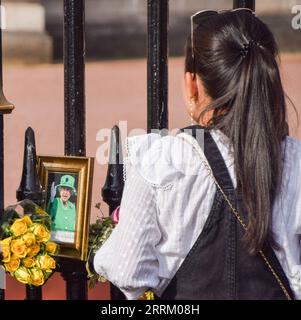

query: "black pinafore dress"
left=157, top=125, right=294, bottom=300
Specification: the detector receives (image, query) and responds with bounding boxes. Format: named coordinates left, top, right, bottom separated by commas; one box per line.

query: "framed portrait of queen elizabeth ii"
left=37, top=155, right=94, bottom=261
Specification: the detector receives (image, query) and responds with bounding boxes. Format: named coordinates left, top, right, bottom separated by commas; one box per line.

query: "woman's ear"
left=184, top=72, right=198, bottom=103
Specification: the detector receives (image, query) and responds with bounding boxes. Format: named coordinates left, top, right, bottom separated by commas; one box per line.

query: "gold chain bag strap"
left=201, top=160, right=292, bottom=300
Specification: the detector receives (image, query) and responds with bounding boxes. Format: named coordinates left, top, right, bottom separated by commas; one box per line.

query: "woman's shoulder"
left=281, top=135, right=301, bottom=181
left=283, top=135, right=301, bottom=156
left=125, top=132, right=202, bottom=187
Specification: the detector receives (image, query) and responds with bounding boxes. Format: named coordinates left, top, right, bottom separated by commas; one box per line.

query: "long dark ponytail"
left=185, top=11, right=288, bottom=255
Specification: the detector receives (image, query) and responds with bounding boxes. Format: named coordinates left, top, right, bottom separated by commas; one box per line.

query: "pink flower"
left=111, top=206, right=120, bottom=224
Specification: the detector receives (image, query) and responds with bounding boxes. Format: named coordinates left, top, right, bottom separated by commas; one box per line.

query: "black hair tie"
left=240, top=39, right=261, bottom=59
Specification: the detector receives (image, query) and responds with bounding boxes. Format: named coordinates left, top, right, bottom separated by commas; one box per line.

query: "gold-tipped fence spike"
left=0, top=91, right=14, bottom=114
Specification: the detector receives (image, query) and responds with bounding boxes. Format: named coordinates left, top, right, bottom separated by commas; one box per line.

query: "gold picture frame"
left=37, top=155, right=94, bottom=261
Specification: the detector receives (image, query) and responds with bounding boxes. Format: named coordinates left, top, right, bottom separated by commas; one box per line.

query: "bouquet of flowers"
left=86, top=202, right=154, bottom=300
left=0, top=199, right=59, bottom=286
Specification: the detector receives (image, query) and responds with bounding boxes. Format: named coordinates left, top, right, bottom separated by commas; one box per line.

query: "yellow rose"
left=30, top=268, right=44, bottom=286
left=10, top=218, right=28, bottom=236
left=45, top=269, right=53, bottom=274
left=0, top=237, right=12, bottom=263
left=22, top=216, right=33, bottom=226
left=1, top=237, right=12, bottom=246
left=14, top=267, right=31, bottom=285
left=11, top=238, right=27, bottom=258
left=145, top=291, right=155, bottom=300
left=22, top=232, right=36, bottom=247
left=4, top=256, right=20, bottom=273
left=36, top=254, right=56, bottom=270
left=45, top=241, right=58, bottom=255
left=27, top=243, right=40, bottom=257
left=31, top=223, right=50, bottom=243
left=23, top=257, right=35, bottom=268
left=1, top=246, right=11, bottom=263
left=35, top=208, right=46, bottom=216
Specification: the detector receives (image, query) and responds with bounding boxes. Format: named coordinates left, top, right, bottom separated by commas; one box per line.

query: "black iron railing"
left=102, top=125, right=125, bottom=300
left=60, top=0, right=87, bottom=300
left=17, top=127, right=45, bottom=300
left=64, top=0, right=86, bottom=157
left=233, top=0, right=255, bottom=9
left=147, top=0, right=169, bottom=133
left=0, top=0, right=15, bottom=301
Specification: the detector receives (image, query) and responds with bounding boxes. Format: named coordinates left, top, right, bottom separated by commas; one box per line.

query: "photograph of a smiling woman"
left=46, top=174, right=78, bottom=244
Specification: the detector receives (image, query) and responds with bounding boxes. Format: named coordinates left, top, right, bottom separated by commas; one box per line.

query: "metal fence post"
left=233, top=0, right=255, bottom=10
left=0, top=0, right=15, bottom=301
left=61, top=0, right=87, bottom=300
left=16, top=127, right=45, bottom=300
left=102, top=125, right=125, bottom=300
left=147, top=0, right=169, bottom=133
left=64, top=0, right=86, bottom=157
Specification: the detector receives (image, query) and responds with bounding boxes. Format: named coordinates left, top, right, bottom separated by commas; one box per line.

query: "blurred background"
left=3, top=0, right=301, bottom=62
left=2, top=0, right=301, bottom=299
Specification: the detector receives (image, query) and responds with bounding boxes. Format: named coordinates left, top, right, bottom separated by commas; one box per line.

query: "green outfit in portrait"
left=47, top=175, right=77, bottom=232
left=48, top=198, right=76, bottom=232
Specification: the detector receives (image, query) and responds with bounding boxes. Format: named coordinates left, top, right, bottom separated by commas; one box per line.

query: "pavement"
left=2, top=55, right=301, bottom=299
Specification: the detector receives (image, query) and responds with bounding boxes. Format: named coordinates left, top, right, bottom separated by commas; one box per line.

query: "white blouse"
left=94, top=129, right=301, bottom=300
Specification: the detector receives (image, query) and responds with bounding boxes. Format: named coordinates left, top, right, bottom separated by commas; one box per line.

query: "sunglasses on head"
left=190, top=8, right=256, bottom=60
